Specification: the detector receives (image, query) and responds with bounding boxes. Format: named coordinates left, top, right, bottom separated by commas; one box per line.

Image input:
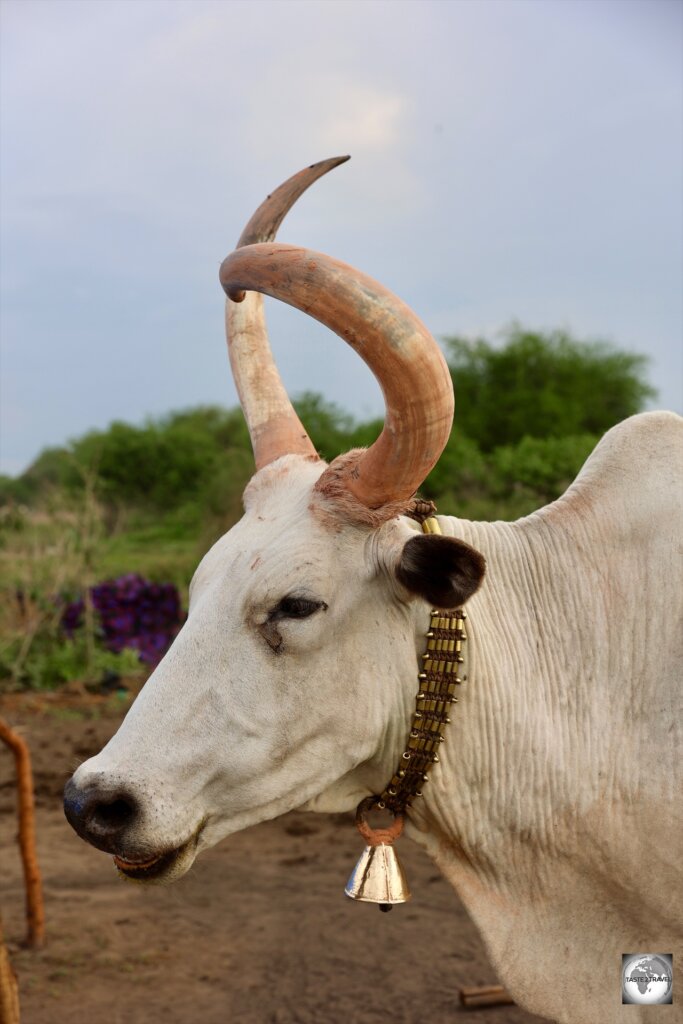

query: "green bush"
left=445, top=327, right=655, bottom=450
left=489, top=433, right=598, bottom=504
left=422, top=430, right=487, bottom=499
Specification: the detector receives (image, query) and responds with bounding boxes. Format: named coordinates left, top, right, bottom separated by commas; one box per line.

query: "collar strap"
left=376, top=514, right=468, bottom=815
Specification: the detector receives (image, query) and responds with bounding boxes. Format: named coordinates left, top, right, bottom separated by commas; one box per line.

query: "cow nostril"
left=91, top=797, right=136, bottom=832
left=64, top=777, right=140, bottom=850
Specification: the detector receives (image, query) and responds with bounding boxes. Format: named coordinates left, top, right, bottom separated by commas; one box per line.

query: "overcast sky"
left=1, top=0, right=681, bottom=475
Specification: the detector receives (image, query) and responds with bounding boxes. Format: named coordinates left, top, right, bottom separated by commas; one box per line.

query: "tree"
left=444, top=326, right=656, bottom=451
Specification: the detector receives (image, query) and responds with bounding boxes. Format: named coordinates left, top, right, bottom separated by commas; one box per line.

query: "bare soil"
left=0, top=693, right=546, bottom=1024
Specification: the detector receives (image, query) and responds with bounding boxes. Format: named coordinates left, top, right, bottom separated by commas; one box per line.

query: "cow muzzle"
left=63, top=775, right=201, bottom=883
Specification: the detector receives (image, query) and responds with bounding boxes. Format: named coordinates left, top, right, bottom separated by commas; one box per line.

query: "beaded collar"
left=376, top=514, right=467, bottom=815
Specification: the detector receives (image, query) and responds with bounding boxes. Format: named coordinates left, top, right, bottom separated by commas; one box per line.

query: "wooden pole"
left=459, top=984, right=515, bottom=1008
left=0, top=914, right=19, bottom=1024
left=0, top=718, right=45, bottom=949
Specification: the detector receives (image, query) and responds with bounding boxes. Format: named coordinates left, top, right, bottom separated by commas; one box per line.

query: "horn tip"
left=310, top=154, right=351, bottom=171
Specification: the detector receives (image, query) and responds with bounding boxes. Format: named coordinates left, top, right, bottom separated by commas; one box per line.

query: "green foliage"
left=0, top=406, right=248, bottom=516
left=293, top=392, right=355, bottom=462
left=0, top=633, right=144, bottom=691
left=294, top=391, right=384, bottom=460
left=445, top=326, right=655, bottom=451
left=0, top=326, right=659, bottom=690
left=423, top=431, right=599, bottom=521
left=69, top=406, right=253, bottom=510
left=0, top=472, right=33, bottom=505
left=490, top=433, right=598, bottom=503
left=423, top=430, right=487, bottom=500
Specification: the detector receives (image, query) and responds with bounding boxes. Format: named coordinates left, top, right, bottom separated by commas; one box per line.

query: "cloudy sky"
left=1, top=0, right=681, bottom=475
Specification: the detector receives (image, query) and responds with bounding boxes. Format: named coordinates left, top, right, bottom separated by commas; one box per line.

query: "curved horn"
left=227, top=156, right=350, bottom=470
left=220, top=243, right=454, bottom=509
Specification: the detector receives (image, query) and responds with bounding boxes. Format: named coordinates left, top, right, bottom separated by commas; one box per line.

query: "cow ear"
left=396, top=534, right=486, bottom=608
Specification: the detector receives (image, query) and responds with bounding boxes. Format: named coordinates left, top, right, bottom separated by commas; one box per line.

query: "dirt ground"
left=0, top=693, right=546, bottom=1024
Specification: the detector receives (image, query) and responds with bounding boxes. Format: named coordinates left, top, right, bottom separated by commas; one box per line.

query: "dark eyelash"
left=271, top=596, right=327, bottom=620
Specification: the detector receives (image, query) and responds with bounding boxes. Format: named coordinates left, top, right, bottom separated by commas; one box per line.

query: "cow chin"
left=113, top=829, right=200, bottom=885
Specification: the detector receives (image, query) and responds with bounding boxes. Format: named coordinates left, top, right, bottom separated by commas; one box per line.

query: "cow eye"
left=273, top=596, right=327, bottom=620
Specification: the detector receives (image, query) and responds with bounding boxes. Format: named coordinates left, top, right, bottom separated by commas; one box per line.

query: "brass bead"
left=425, top=631, right=434, bottom=638
left=418, top=672, right=427, bottom=680
left=422, top=773, right=429, bottom=781
left=415, top=789, right=423, bottom=798
left=398, top=769, right=406, bottom=777
left=432, top=754, right=439, bottom=763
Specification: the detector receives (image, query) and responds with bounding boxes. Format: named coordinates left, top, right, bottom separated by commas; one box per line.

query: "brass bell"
left=345, top=841, right=411, bottom=909
left=345, top=797, right=411, bottom=911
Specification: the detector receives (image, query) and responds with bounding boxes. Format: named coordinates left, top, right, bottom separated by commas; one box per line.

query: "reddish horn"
left=220, top=243, right=454, bottom=509
left=227, top=156, right=349, bottom=470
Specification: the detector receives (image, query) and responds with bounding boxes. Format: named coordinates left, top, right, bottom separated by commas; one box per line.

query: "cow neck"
left=375, top=513, right=468, bottom=816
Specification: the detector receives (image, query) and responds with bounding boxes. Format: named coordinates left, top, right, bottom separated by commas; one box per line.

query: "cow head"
left=63, top=158, right=485, bottom=883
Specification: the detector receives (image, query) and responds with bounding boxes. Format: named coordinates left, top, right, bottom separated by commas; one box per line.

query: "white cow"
left=64, top=158, right=683, bottom=1024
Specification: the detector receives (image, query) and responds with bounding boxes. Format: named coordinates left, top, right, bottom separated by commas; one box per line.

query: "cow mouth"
left=113, top=832, right=197, bottom=883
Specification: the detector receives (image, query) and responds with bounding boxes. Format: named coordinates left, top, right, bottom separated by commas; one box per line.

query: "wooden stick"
left=0, top=913, right=20, bottom=1024
left=459, top=984, right=515, bottom=1008
left=0, top=717, right=45, bottom=949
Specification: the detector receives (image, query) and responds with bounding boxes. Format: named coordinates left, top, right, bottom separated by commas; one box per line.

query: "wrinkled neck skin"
left=400, top=516, right=680, bottom=1024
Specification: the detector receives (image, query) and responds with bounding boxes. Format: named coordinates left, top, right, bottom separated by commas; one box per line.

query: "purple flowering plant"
left=61, top=573, right=185, bottom=666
